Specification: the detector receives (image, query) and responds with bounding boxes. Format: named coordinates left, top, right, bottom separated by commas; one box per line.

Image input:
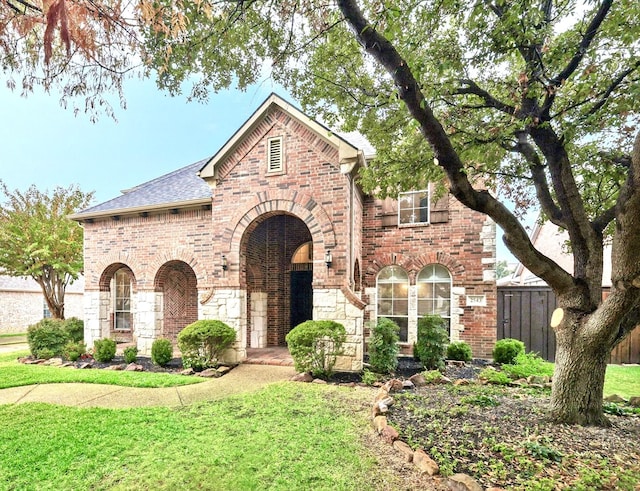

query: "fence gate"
left=497, top=286, right=640, bottom=364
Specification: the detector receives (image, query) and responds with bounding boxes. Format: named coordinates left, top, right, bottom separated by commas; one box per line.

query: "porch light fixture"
left=324, top=249, right=333, bottom=269
left=222, top=255, right=228, bottom=271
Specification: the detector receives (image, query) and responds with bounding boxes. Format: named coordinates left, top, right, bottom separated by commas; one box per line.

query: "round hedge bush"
left=492, top=338, right=525, bottom=364
left=177, top=320, right=236, bottom=370
left=446, top=341, right=473, bottom=362
left=285, top=320, right=346, bottom=378
left=151, top=338, right=174, bottom=367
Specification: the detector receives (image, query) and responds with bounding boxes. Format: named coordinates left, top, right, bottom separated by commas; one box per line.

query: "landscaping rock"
left=44, top=358, right=63, bottom=366
left=125, top=363, right=144, bottom=372
left=312, top=378, right=327, bottom=384
left=374, top=388, right=390, bottom=402
left=198, top=368, right=219, bottom=378
left=413, top=448, right=439, bottom=475
left=290, top=372, right=314, bottom=382
left=384, top=379, right=404, bottom=392
left=392, top=440, right=414, bottom=462
left=380, top=424, right=399, bottom=444
left=408, top=373, right=427, bottom=387
left=453, top=379, right=471, bottom=386
left=447, top=360, right=466, bottom=367
left=527, top=375, right=550, bottom=385
left=446, top=473, right=483, bottom=491
left=372, top=415, right=387, bottom=434
left=402, top=380, right=415, bottom=390
left=216, top=366, right=231, bottom=376
left=629, top=396, right=640, bottom=407
left=180, top=368, right=195, bottom=375
left=77, top=363, right=92, bottom=369
left=437, top=376, right=452, bottom=385
left=604, top=394, right=627, bottom=404
left=105, top=364, right=126, bottom=370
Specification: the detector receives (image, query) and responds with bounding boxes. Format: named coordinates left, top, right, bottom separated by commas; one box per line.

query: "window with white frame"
left=114, top=269, right=132, bottom=330
left=267, top=136, right=283, bottom=173
left=43, top=301, right=51, bottom=319
left=417, top=264, right=452, bottom=332
left=377, top=266, right=409, bottom=342
left=398, top=189, right=430, bottom=225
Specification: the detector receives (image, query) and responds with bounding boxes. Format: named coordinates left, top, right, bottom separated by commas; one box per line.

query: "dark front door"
left=290, top=271, right=313, bottom=330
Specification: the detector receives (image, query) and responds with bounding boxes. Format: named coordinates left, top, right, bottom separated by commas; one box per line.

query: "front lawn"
left=604, top=364, right=640, bottom=399
left=0, top=351, right=203, bottom=389
left=0, top=383, right=404, bottom=491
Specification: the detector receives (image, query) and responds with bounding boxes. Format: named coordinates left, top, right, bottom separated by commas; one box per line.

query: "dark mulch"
left=89, top=355, right=186, bottom=372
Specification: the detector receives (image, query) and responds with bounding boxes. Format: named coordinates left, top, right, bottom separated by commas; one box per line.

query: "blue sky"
left=1, top=78, right=516, bottom=263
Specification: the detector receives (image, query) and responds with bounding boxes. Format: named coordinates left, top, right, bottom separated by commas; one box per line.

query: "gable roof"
left=198, top=93, right=367, bottom=179
left=70, top=160, right=212, bottom=220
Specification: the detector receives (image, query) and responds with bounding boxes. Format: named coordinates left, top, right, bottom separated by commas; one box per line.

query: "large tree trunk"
left=550, top=322, right=610, bottom=426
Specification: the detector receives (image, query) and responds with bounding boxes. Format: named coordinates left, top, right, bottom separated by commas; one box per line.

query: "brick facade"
left=75, top=94, right=496, bottom=367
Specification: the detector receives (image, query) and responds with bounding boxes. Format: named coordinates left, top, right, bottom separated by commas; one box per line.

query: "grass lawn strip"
left=0, top=383, right=411, bottom=491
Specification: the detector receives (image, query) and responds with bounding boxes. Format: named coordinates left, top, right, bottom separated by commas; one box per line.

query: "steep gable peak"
left=198, top=93, right=365, bottom=180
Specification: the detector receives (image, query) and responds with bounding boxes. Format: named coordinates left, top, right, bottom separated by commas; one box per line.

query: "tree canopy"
left=0, top=182, right=93, bottom=318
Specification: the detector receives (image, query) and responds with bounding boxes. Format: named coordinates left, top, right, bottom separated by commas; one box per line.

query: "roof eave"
left=69, top=197, right=212, bottom=222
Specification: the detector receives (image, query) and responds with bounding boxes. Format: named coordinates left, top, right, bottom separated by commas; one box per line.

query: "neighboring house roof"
left=71, top=94, right=373, bottom=221
left=505, top=221, right=612, bottom=287
left=70, top=160, right=212, bottom=220
left=0, top=275, right=85, bottom=293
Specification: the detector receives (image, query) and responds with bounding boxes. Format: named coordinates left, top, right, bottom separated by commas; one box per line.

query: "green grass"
left=0, top=383, right=398, bottom=491
left=604, top=364, right=640, bottom=399
left=0, top=352, right=203, bottom=389
left=0, top=332, right=26, bottom=339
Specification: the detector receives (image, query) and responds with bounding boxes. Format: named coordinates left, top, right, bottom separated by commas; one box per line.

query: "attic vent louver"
left=267, top=136, right=283, bottom=172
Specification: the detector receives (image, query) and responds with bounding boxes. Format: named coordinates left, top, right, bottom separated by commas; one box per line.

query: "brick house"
left=70, top=94, right=497, bottom=370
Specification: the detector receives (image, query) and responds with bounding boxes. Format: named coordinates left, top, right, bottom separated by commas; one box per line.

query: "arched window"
left=417, top=264, right=452, bottom=331
left=377, top=266, right=409, bottom=342
left=113, top=269, right=132, bottom=331
left=291, top=241, right=313, bottom=271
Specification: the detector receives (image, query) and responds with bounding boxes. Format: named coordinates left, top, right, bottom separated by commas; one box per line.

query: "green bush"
left=361, top=369, right=379, bottom=386
left=93, top=338, right=117, bottom=362
left=62, top=341, right=87, bottom=362
left=478, top=368, right=511, bottom=385
left=502, top=352, right=554, bottom=379
left=367, top=317, right=400, bottom=374
left=177, top=320, right=236, bottom=370
left=446, top=341, right=473, bottom=362
left=285, top=320, right=346, bottom=378
left=63, top=317, right=84, bottom=342
left=123, top=346, right=138, bottom=364
left=493, top=338, right=526, bottom=364
left=36, top=348, right=56, bottom=360
left=151, top=338, right=174, bottom=367
left=27, top=319, right=68, bottom=358
left=413, top=314, right=449, bottom=370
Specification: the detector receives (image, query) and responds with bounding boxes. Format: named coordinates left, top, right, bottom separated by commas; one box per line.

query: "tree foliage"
left=0, top=181, right=93, bottom=319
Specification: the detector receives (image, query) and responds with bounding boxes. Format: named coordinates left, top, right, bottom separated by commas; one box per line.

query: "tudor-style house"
left=71, top=94, right=497, bottom=370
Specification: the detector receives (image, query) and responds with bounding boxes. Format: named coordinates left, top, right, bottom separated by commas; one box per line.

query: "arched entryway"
left=242, top=213, right=313, bottom=347
left=154, top=261, right=198, bottom=343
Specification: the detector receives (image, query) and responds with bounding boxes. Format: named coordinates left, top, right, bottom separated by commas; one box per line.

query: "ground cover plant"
left=0, top=351, right=203, bottom=389
left=0, top=383, right=412, bottom=491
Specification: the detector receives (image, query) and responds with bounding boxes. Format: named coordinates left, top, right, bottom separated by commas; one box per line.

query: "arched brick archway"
left=241, top=213, right=313, bottom=347
left=154, top=261, right=198, bottom=342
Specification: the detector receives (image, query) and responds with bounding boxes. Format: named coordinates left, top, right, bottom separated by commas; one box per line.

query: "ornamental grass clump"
left=177, top=320, right=236, bottom=370
left=286, top=320, right=346, bottom=379
left=367, top=317, right=400, bottom=374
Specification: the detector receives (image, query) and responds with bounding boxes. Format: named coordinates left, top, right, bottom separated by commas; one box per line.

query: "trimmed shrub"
left=493, top=338, right=526, bottom=364
left=63, top=317, right=84, bottom=342
left=94, top=338, right=117, bottom=362
left=123, top=346, right=138, bottom=364
left=368, top=317, right=400, bottom=374
left=413, top=314, right=449, bottom=370
left=177, top=320, right=236, bottom=370
left=151, top=338, right=174, bottom=367
left=285, top=320, right=346, bottom=378
left=62, top=341, right=87, bottom=362
left=27, top=319, right=68, bottom=358
left=502, top=351, right=554, bottom=379
left=446, top=341, right=473, bottom=362
left=37, top=348, right=55, bottom=360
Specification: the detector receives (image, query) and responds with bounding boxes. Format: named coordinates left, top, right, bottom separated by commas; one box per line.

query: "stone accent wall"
left=313, top=288, right=365, bottom=371
left=0, top=291, right=83, bottom=333
left=200, top=288, right=247, bottom=363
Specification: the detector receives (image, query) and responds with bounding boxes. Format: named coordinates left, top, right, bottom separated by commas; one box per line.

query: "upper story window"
left=377, top=265, right=409, bottom=342
left=267, top=136, right=284, bottom=173
left=399, top=190, right=429, bottom=225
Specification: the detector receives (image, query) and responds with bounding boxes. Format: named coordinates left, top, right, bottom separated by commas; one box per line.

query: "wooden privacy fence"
left=497, top=286, right=640, bottom=364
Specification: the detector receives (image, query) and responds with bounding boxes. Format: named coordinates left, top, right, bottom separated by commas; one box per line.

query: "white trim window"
left=267, top=136, right=284, bottom=173
left=376, top=266, right=409, bottom=342
left=417, top=264, right=452, bottom=332
left=114, top=269, right=132, bottom=331
left=398, top=189, right=430, bottom=225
